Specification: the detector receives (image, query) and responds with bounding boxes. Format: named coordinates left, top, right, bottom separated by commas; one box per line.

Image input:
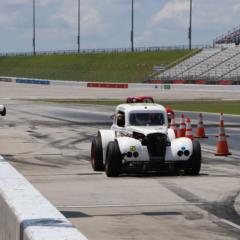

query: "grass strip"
left=0, top=50, right=192, bottom=83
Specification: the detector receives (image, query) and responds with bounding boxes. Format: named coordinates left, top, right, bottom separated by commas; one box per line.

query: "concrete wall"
left=0, top=156, right=88, bottom=240
left=1, top=76, right=240, bottom=92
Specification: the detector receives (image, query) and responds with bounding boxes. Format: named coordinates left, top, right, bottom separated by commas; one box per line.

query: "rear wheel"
left=105, top=141, right=122, bottom=177
left=91, top=135, right=104, bottom=171
left=185, top=140, right=201, bottom=175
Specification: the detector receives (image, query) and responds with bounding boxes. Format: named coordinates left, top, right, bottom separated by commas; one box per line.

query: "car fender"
left=167, top=128, right=176, bottom=141
left=117, top=137, right=149, bottom=161
left=98, top=130, right=115, bottom=163
left=166, top=137, right=193, bottom=161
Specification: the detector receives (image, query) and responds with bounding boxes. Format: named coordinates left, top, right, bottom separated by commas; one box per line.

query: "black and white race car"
left=91, top=103, right=201, bottom=177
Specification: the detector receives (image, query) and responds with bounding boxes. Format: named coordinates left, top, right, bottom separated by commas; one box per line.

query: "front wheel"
left=185, top=140, right=201, bottom=175
left=105, top=141, right=122, bottom=177
left=91, top=135, right=104, bottom=171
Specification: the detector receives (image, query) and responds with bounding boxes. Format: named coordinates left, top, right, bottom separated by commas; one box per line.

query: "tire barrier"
left=0, top=156, right=88, bottom=240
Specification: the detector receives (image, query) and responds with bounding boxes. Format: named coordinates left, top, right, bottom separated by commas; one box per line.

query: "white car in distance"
left=91, top=103, right=201, bottom=177
left=0, top=105, right=6, bottom=116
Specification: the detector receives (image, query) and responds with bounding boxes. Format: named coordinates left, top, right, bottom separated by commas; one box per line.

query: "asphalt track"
left=0, top=99, right=239, bottom=240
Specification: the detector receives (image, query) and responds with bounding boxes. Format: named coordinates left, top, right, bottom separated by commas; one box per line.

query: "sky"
left=1, top=0, right=240, bottom=53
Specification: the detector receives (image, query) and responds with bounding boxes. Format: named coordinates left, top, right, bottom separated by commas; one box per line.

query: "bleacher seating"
left=157, top=46, right=240, bottom=83
left=201, top=49, right=240, bottom=78
left=187, top=47, right=240, bottom=78
left=160, top=48, right=221, bottom=79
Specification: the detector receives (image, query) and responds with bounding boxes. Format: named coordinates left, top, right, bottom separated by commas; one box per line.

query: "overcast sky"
left=1, top=0, right=240, bottom=53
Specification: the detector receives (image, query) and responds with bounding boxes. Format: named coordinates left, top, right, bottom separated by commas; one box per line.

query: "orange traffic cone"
left=170, top=115, right=177, bottom=137
left=215, top=112, right=229, bottom=137
left=185, top=118, right=193, bottom=140
left=215, top=113, right=231, bottom=156
left=177, top=114, right=186, bottom=138
left=195, top=113, right=208, bottom=138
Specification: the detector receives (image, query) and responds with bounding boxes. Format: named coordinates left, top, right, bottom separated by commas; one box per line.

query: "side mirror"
left=111, top=114, right=115, bottom=119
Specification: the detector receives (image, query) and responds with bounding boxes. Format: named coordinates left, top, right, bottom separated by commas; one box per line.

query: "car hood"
left=126, top=125, right=168, bottom=136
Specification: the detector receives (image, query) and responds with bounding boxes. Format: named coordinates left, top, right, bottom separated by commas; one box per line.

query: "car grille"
left=146, top=133, right=167, bottom=161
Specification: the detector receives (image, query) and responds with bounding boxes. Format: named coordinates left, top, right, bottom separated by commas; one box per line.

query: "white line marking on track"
left=57, top=202, right=206, bottom=209
left=220, top=219, right=240, bottom=230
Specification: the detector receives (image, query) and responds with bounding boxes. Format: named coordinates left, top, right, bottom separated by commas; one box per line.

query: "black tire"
left=91, top=134, right=104, bottom=171
left=105, top=141, right=122, bottom=177
left=1, top=107, right=6, bottom=116
left=185, top=140, right=202, bottom=175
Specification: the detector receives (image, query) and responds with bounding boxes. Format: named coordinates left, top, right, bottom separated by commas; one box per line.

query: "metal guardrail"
left=0, top=45, right=212, bottom=57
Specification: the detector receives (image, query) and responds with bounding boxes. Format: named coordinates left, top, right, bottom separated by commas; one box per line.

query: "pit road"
left=0, top=100, right=239, bottom=240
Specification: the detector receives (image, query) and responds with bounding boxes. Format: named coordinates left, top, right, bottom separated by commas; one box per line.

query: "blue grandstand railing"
left=0, top=45, right=211, bottom=57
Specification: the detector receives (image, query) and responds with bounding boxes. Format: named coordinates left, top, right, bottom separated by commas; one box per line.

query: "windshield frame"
left=128, top=111, right=166, bottom=127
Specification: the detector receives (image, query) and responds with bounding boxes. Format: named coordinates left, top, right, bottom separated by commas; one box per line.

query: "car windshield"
left=142, top=98, right=154, bottom=103
left=129, top=112, right=165, bottom=126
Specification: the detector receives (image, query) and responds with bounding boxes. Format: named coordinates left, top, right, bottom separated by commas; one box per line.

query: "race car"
left=91, top=103, right=201, bottom=177
left=126, top=96, right=174, bottom=124
left=0, top=105, right=6, bottom=116
left=126, top=96, right=154, bottom=104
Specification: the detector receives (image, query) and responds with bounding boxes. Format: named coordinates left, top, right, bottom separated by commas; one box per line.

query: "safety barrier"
left=148, top=79, right=240, bottom=85
left=16, top=78, right=50, bottom=85
left=218, top=80, right=233, bottom=85
left=87, top=83, right=128, bottom=88
left=1, top=76, right=240, bottom=92
left=0, top=77, right=13, bottom=83
left=0, top=156, right=88, bottom=240
left=195, top=80, right=207, bottom=84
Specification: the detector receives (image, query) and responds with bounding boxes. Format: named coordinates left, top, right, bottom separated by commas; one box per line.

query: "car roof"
left=116, top=103, right=166, bottom=113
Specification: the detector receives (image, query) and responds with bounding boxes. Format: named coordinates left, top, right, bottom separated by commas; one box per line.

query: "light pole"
left=78, top=0, right=80, bottom=53
left=189, top=0, right=192, bottom=50
left=33, top=0, right=36, bottom=55
left=131, top=0, right=134, bottom=52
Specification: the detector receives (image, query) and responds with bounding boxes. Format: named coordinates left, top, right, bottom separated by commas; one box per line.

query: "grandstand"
left=154, top=46, right=240, bottom=84
left=152, top=31, right=240, bottom=84
left=214, top=25, right=240, bottom=45
left=150, top=25, right=240, bottom=85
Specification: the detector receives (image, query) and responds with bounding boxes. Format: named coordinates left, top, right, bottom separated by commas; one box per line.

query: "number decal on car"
left=129, top=146, right=136, bottom=152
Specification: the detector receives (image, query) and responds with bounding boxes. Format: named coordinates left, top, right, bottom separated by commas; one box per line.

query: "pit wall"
left=1, top=76, right=240, bottom=92
left=0, top=156, right=88, bottom=240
